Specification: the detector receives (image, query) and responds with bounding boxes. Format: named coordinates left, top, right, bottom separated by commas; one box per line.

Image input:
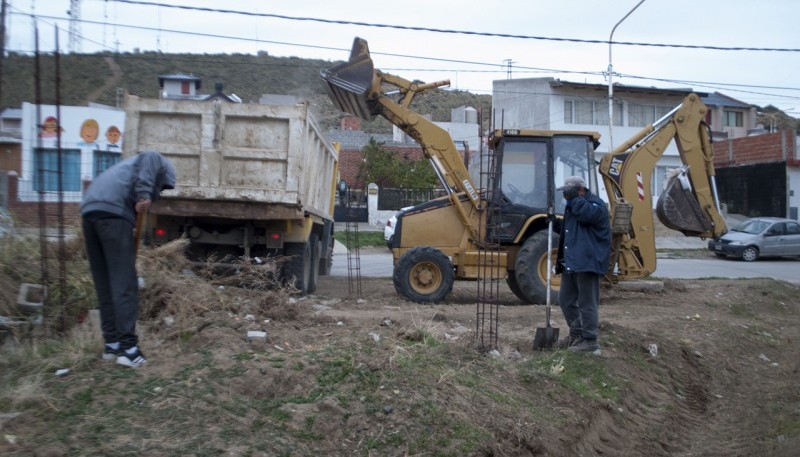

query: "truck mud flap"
left=320, top=37, right=377, bottom=121
left=656, top=172, right=713, bottom=236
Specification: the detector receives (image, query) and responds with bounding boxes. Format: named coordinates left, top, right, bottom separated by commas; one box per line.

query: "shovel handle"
left=134, top=211, right=146, bottom=255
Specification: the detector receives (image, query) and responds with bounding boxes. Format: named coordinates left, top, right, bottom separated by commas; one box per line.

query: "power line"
left=9, top=10, right=800, bottom=106
left=110, top=0, right=800, bottom=53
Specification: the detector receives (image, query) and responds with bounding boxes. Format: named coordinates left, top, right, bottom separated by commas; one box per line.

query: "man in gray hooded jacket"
left=81, top=151, right=176, bottom=368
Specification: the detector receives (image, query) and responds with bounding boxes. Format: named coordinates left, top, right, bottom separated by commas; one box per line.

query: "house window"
left=564, top=100, right=622, bottom=126
left=94, top=150, right=122, bottom=177
left=33, top=148, right=81, bottom=192
left=723, top=110, right=743, bottom=127
left=628, top=103, right=672, bottom=127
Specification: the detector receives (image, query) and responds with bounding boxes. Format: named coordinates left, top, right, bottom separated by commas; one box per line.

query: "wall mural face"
left=37, top=115, right=123, bottom=151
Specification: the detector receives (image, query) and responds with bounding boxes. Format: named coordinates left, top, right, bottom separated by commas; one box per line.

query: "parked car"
left=707, top=217, right=800, bottom=261
left=384, top=206, right=413, bottom=246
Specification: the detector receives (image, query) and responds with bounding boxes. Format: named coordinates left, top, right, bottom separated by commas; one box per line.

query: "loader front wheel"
left=284, top=241, right=312, bottom=294
left=514, top=230, right=560, bottom=305
left=394, top=246, right=454, bottom=303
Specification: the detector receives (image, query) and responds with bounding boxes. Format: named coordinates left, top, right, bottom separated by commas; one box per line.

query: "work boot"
left=556, top=334, right=581, bottom=349
left=569, top=339, right=601, bottom=355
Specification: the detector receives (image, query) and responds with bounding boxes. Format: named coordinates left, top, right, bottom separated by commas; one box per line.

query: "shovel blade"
left=532, top=326, right=560, bottom=350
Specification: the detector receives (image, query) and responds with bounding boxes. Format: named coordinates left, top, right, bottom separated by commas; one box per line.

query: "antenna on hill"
left=67, top=0, right=81, bottom=53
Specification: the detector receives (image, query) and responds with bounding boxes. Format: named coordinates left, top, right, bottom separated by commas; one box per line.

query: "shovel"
left=532, top=218, right=560, bottom=349
left=533, top=150, right=559, bottom=350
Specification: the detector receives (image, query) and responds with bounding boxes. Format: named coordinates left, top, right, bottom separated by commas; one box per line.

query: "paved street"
left=331, top=240, right=800, bottom=285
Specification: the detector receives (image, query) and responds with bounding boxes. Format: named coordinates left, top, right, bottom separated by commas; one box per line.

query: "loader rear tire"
left=506, top=273, right=526, bottom=304
left=394, top=246, right=454, bottom=303
left=284, top=241, right=312, bottom=294
left=514, top=230, right=560, bottom=305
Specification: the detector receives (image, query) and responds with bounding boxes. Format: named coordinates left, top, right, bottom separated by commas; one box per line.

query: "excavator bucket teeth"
left=320, top=37, right=377, bottom=121
left=656, top=173, right=713, bottom=236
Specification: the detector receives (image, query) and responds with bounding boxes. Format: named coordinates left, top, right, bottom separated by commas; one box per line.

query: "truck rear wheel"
left=284, top=241, right=312, bottom=294
left=308, top=235, right=321, bottom=293
left=514, top=230, right=560, bottom=305
left=393, top=246, right=454, bottom=303
left=319, top=229, right=334, bottom=276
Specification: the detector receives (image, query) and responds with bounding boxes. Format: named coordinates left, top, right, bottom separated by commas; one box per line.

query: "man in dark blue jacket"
left=555, top=176, right=611, bottom=354
left=81, top=151, right=176, bottom=368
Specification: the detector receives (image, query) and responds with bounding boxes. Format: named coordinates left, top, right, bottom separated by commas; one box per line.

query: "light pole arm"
left=607, top=0, right=646, bottom=153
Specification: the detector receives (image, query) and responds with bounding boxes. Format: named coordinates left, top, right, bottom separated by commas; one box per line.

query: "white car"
left=384, top=206, right=413, bottom=245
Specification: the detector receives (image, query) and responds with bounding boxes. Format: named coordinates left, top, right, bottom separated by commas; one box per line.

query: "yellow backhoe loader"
left=321, top=37, right=727, bottom=304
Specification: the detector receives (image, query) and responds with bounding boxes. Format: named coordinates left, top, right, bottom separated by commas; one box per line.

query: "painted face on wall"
left=80, top=119, right=99, bottom=144
left=106, top=126, right=121, bottom=145
left=40, top=116, right=60, bottom=137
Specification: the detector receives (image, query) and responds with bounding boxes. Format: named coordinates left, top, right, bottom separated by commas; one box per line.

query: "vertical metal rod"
left=54, top=25, right=67, bottom=331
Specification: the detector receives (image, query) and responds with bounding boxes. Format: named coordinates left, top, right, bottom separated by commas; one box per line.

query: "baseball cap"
left=557, top=176, right=587, bottom=191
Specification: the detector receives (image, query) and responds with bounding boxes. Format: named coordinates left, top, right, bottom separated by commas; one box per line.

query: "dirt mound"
left=1, top=274, right=798, bottom=456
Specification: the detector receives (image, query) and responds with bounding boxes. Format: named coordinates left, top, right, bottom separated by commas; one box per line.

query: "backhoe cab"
left=321, top=37, right=727, bottom=304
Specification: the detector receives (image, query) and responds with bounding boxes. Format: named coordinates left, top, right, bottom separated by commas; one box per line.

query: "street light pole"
left=607, top=0, right=646, bottom=153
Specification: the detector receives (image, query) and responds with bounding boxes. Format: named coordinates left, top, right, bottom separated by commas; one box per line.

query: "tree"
left=357, top=138, right=438, bottom=189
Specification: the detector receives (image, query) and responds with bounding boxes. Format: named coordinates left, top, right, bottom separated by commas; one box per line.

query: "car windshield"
left=732, top=219, right=770, bottom=234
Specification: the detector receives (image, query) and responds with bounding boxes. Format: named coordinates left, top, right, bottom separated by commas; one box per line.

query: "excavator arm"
left=599, top=93, right=727, bottom=280
left=321, top=38, right=480, bottom=239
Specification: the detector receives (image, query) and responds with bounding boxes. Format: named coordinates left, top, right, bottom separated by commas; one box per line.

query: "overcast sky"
left=6, top=0, right=800, bottom=113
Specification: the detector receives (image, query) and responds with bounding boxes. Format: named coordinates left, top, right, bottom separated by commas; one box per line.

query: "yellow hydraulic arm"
left=599, top=93, right=727, bottom=280
left=321, top=37, right=480, bottom=239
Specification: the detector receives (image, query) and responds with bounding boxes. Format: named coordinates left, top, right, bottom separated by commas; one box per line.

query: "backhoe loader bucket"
left=656, top=170, right=713, bottom=236
left=320, top=37, right=378, bottom=121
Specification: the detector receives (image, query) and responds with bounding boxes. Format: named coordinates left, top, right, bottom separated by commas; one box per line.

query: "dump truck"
left=123, top=95, right=339, bottom=294
left=321, top=37, right=727, bottom=304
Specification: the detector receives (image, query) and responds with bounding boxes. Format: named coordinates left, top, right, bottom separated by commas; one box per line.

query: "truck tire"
left=319, top=230, right=334, bottom=276
left=284, top=241, right=312, bottom=294
left=393, top=246, right=454, bottom=303
left=514, top=230, right=560, bottom=305
left=308, top=235, right=321, bottom=293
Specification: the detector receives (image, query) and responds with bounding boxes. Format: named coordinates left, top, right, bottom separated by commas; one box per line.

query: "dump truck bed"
left=123, top=96, right=338, bottom=220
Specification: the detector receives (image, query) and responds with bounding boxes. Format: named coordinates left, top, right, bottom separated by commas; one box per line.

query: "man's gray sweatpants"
left=558, top=270, right=601, bottom=341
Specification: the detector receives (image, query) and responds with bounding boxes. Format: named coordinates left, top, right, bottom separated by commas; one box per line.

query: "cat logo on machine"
left=609, top=157, right=624, bottom=177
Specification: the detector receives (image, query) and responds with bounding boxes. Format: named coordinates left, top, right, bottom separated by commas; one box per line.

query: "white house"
left=19, top=102, right=126, bottom=203
left=491, top=77, right=755, bottom=206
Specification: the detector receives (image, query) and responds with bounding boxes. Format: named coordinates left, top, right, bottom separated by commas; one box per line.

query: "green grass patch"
left=334, top=230, right=386, bottom=249
left=520, top=352, right=623, bottom=402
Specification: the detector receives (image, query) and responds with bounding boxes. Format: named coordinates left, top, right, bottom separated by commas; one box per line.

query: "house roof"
left=700, top=92, right=753, bottom=109
left=158, top=73, right=202, bottom=89
left=549, top=79, right=704, bottom=97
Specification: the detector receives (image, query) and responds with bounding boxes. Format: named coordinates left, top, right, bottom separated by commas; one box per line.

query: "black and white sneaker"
left=102, top=345, right=121, bottom=361
left=116, top=347, right=147, bottom=368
